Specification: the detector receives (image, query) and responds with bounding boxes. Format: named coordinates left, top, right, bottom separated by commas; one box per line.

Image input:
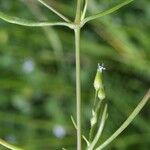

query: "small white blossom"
left=97, top=63, right=106, bottom=73
left=52, top=125, right=66, bottom=139
left=22, top=59, right=35, bottom=73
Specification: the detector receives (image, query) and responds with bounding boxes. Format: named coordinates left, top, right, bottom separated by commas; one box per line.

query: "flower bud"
left=90, top=110, right=97, bottom=127
left=98, top=88, right=105, bottom=100
left=93, top=64, right=105, bottom=91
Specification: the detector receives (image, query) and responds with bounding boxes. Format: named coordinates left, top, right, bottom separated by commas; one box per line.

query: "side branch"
left=82, top=0, right=134, bottom=25
left=0, top=12, right=73, bottom=28
left=37, top=0, right=71, bottom=22
left=81, top=0, right=88, bottom=21
left=96, top=89, right=150, bottom=150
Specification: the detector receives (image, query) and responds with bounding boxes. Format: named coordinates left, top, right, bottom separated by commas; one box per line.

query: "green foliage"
left=0, top=0, right=150, bottom=149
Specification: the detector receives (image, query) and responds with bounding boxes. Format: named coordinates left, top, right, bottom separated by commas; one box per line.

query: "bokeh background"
left=0, top=0, right=150, bottom=149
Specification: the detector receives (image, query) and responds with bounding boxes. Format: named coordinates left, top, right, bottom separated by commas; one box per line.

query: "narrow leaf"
left=71, top=115, right=77, bottom=129
left=0, top=12, right=71, bottom=28
left=82, top=0, right=134, bottom=25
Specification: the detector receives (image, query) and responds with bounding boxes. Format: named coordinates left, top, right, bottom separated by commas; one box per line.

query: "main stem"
left=75, top=0, right=82, bottom=22
left=75, top=28, right=81, bottom=150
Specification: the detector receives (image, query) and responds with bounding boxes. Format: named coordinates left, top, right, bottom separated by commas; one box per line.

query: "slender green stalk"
left=0, top=11, right=73, bottom=28
left=71, top=115, right=77, bottom=129
left=82, top=135, right=90, bottom=146
left=75, top=0, right=82, bottom=22
left=75, top=28, right=81, bottom=150
left=81, top=0, right=88, bottom=21
left=95, top=89, right=150, bottom=150
left=74, top=1, right=82, bottom=149
left=88, top=105, right=107, bottom=150
left=0, top=139, right=23, bottom=150
left=37, top=0, right=71, bottom=22
left=82, top=0, right=134, bottom=25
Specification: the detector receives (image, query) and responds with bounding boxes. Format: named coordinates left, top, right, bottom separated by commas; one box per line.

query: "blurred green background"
left=0, top=0, right=150, bottom=149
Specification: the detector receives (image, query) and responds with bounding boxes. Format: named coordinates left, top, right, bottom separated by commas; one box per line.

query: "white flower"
left=22, top=59, right=35, bottom=73
left=52, top=125, right=66, bottom=139
left=97, top=63, right=106, bottom=73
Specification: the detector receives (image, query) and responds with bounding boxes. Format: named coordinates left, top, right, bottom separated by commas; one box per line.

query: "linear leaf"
left=0, top=11, right=72, bottom=28
left=82, top=0, right=134, bottom=25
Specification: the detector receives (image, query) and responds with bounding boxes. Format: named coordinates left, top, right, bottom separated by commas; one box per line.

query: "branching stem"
left=0, top=1, right=145, bottom=150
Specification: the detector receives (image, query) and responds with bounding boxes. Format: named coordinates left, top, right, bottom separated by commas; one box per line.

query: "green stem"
left=96, top=89, right=150, bottom=150
left=37, top=0, right=71, bottom=22
left=75, top=28, right=81, bottom=150
left=0, top=139, right=23, bottom=150
left=81, top=0, right=88, bottom=21
left=75, top=0, right=82, bottom=22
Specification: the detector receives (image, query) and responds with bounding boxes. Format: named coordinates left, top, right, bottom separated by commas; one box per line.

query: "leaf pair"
left=0, top=0, right=135, bottom=29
